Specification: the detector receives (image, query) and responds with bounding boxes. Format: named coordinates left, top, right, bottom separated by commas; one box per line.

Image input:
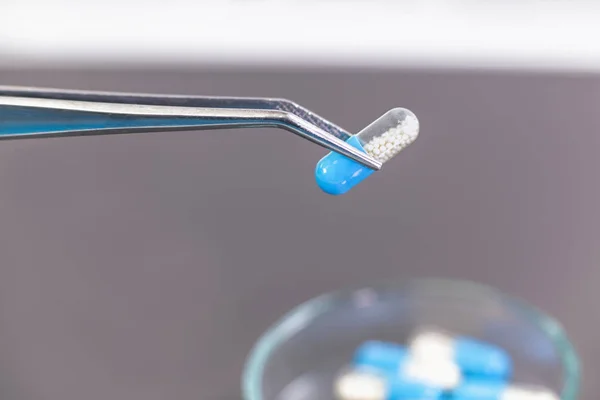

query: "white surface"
left=2, top=0, right=600, bottom=71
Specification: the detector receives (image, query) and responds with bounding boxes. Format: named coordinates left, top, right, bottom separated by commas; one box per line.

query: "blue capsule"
left=315, top=108, right=419, bottom=195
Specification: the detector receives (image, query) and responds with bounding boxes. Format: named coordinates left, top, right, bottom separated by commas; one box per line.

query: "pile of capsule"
left=334, top=329, right=558, bottom=400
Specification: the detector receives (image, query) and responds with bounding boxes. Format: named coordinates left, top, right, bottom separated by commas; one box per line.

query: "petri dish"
left=243, top=279, right=580, bottom=400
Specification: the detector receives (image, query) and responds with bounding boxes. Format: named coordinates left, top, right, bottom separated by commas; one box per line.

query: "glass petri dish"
left=243, top=279, right=580, bottom=400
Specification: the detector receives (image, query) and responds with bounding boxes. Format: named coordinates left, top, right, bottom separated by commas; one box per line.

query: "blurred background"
left=3, top=0, right=600, bottom=70
left=0, top=1, right=598, bottom=400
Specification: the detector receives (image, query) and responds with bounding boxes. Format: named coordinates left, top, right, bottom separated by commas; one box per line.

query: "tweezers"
left=0, top=86, right=382, bottom=170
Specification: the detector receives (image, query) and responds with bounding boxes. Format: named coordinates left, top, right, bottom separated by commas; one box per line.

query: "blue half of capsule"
left=454, top=338, right=512, bottom=379
left=314, top=135, right=375, bottom=196
left=353, top=341, right=408, bottom=372
left=450, top=379, right=507, bottom=400
left=387, top=378, right=443, bottom=400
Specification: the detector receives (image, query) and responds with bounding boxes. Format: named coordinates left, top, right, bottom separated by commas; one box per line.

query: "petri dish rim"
left=242, top=278, right=580, bottom=400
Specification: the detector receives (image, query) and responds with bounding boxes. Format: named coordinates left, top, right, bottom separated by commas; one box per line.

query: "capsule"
left=315, top=108, right=419, bottom=195
left=334, top=369, right=442, bottom=400
left=354, top=341, right=461, bottom=389
left=410, top=331, right=512, bottom=379
left=450, top=380, right=559, bottom=400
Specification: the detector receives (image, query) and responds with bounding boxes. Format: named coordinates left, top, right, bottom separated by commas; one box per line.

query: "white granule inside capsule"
left=362, top=115, right=419, bottom=163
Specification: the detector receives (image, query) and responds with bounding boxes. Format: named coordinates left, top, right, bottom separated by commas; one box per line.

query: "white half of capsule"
left=357, top=108, right=419, bottom=164
left=501, top=386, right=560, bottom=400
left=455, top=384, right=560, bottom=400
left=335, top=370, right=387, bottom=400
left=401, top=357, right=461, bottom=389
left=410, top=330, right=456, bottom=360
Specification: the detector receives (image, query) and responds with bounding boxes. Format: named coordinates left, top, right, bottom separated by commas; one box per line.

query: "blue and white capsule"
left=410, top=330, right=513, bottom=379
left=315, top=108, right=419, bottom=195
left=354, top=341, right=461, bottom=389
left=450, top=380, right=559, bottom=400
left=335, top=368, right=442, bottom=400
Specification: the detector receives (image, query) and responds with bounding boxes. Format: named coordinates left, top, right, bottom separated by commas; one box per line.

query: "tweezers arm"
left=0, top=96, right=285, bottom=138
left=0, top=96, right=382, bottom=170
left=0, top=85, right=353, bottom=140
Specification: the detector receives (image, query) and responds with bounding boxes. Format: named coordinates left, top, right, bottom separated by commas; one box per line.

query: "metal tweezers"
left=0, top=86, right=381, bottom=170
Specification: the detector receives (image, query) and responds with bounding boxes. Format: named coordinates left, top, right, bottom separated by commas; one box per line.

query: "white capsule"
left=335, top=370, right=387, bottom=400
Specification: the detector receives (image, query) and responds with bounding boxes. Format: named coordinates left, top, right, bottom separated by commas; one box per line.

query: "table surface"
left=0, top=68, right=597, bottom=400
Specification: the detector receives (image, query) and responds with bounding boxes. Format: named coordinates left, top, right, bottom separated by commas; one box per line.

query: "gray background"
left=0, top=68, right=596, bottom=400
